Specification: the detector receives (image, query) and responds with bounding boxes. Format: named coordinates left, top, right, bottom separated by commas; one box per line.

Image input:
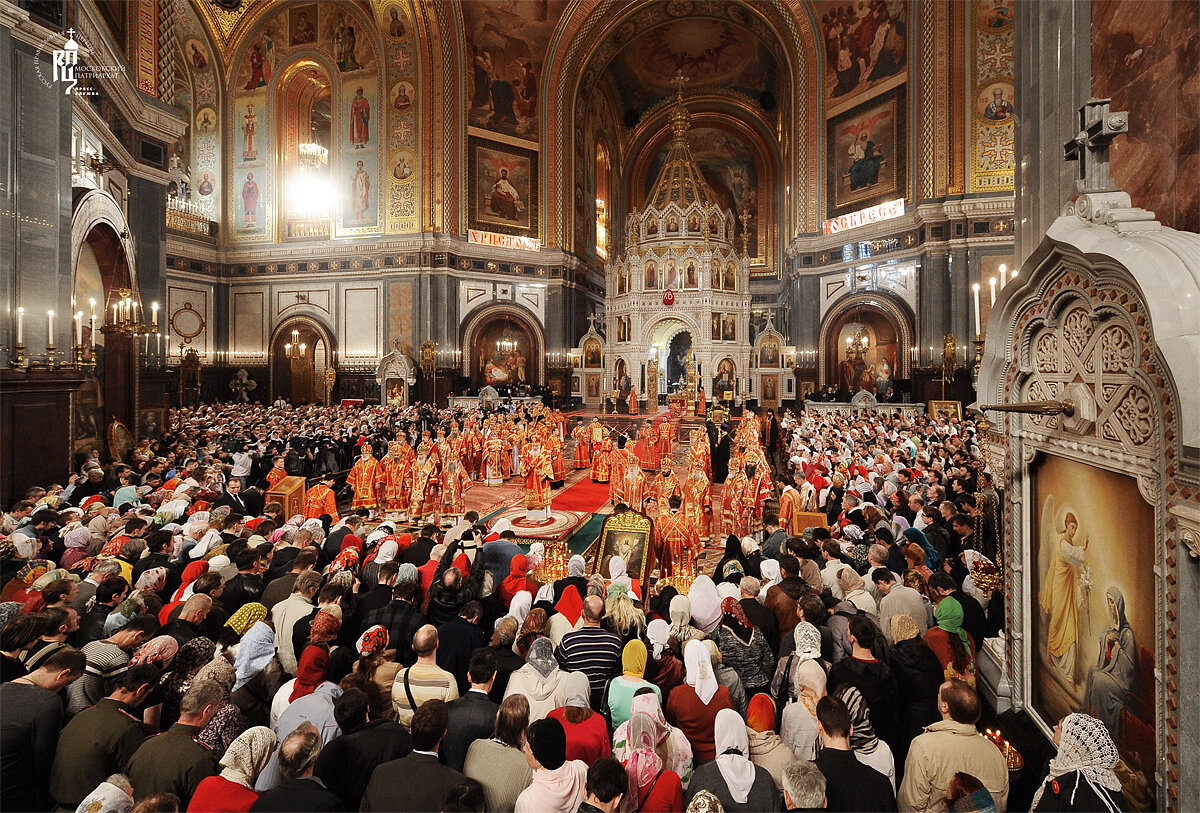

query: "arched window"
left=279, top=61, right=334, bottom=239
left=595, top=141, right=611, bottom=259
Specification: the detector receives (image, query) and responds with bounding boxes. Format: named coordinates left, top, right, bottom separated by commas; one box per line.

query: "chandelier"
left=298, top=141, right=328, bottom=170
left=845, top=325, right=869, bottom=355
left=283, top=329, right=307, bottom=360
left=101, top=287, right=155, bottom=338
left=496, top=336, right=518, bottom=354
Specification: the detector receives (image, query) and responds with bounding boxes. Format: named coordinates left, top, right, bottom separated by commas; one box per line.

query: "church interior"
left=0, top=0, right=1197, bottom=810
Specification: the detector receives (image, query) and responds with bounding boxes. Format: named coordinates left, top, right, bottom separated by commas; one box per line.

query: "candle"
left=972, top=283, right=981, bottom=337
left=151, top=302, right=158, bottom=328
left=16, top=307, right=24, bottom=344
left=47, top=309, right=54, bottom=343
left=989, top=277, right=997, bottom=307
left=998, top=264, right=1008, bottom=289
left=112, top=303, right=119, bottom=324
left=75, top=311, right=82, bottom=346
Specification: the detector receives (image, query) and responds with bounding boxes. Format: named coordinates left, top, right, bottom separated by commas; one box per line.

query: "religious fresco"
left=1031, top=455, right=1156, bottom=805
left=758, top=336, right=781, bottom=368
left=377, top=2, right=419, bottom=234
left=970, top=0, right=1015, bottom=191
left=643, top=126, right=760, bottom=259
left=713, top=358, right=735, bottom=398
left=834, top=316, right=897, bottom=394
left=474, top=319, right=532, bottom=386
left=583, top=338, right=602, bottom=368
left=815, top=0, right=908, bottom=116
left=341, top=83, right=380, bottom=229
left=176, top=0, right=221, bottom=220
left=607, top=19, right=777, bottom=113
left=826, top=86, right=905, bottom=219
left=388, top=280, right=414, bottom=356
left=464, top=0, right=568, bottom=143
left=470, top=138, right=537, bottom=235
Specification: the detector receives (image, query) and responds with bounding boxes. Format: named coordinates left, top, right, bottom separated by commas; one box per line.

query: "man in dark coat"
left=440, top=649, right=499, bottom=772
left=360, top=699, right=464, bottom=812
left=436, top=602, right=487, bottom=696
left=250, top=722, right=343, bottom=812
left=313, top=689, right=410, bottom=811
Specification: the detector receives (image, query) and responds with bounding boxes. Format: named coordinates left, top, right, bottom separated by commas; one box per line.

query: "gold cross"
left=672, top=69, right=691, bottom=100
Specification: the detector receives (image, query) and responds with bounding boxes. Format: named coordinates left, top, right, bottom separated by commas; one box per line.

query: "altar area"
left=803, top=390, right=926, bottom=420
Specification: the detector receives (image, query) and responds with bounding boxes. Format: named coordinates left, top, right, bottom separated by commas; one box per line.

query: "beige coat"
left=897, top=720, right=1009, bottom=813
left=747, top=727, right=797, bottom=792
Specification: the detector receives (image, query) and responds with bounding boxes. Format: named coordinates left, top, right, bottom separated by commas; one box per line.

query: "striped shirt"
left=66, top=641, right=130, bottom=716
left=390, top=661, right=459, bottom=728
left=555, top=626, right=622, bottom=708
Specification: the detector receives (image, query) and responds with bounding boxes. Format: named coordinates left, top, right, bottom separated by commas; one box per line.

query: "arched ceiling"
left=605, top=17, right=781, bottom=117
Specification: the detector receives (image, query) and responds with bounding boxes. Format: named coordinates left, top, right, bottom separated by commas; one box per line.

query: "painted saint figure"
left=488, top=168, right=522, bottom=220
left=351, top=161, right=370, bottom=221
left=241, top=173, right=259, bottom=225
left=1039, top=508, right=1088, bottom=684
left=241, top=104, right=258, bottom=161
left=243, top=42, right=269, bottom=90
left=350, top=87, right=371, bottom=148
left=1083, top=586, right=1139, bottom=740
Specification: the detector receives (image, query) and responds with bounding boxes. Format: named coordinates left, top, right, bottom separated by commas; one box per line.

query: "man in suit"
left=398, top=523, right=438, bottom=568
left=360, top=698, right=464, bottom=812
left=211, top=477, right=248, bottom=515
left=314, top=688, right=411, bottom=811
left=441, top=648, right=499, bottom=771
left=321, top=515, right=364, bottom=565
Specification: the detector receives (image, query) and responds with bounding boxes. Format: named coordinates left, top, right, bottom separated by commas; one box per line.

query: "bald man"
left=390, top=624, right=458, bottom=728
left=553, top=595, right=622, bottom=708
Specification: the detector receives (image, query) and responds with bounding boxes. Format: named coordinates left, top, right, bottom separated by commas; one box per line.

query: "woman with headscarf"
left=1083, top=586, right=1138, bottom=741
left=837, top=568, right=878, bottom=617
left=73, top=775, right=135, bottom=813
left=515, top=607, right=549, bottom=658
left=888, top=614, right=943, bottom=747
left=131, top=635, right=179, bottom=669
left=686, top=576, right=723, bottom=636
left=464, top=693, right=535, bottom=813
left=606, top=639, right=662, bottom=728
left=270, top=644, right=332, bottom=728
left=500, top=554, right=537, bottom=604
left=776, top=622, right=827, bottom=761
left=903, top=569, right=937, bottom=629
left=645, top=617, right=685, bottom=698
left=614, top=692, right=694, bottom=790
left=606, top=555, right=641, bottom=601
left=61, top=525, right=92, bottom=570
left=603, top=582, right=646, bottom=645
left=351, top=624, right=400, bottom=720
left=757, top=560, right=782, bottom=602
left=904, top=540, right=935, bottom=583
left=553, top=554, right=589, bottom=605
left=745, top=694, right=797, bottom=792
left=925, top=596, right=977, bottom=686
left=685, top=707, right=781, bottom=811
left=188, top=725, right=278, bottom=812
left=171, top=560, right=209, bottom=603
left=230, top=621, right=285, bottom=730
left=547, top=671, right=611, bottom=764
left=712, top=597, right=775, bottom=698
left=713, top=536, right=750, bottom=586
left=160, top=636, right=218, bottom=729
left=1031, top=712, right=1129, bottom=812
left=621, top=709, right=687, bottom=813
left=835, top=684, right=896, bottom=791
left=195, top=654, right=250, bottom=754
left=668, top=595, right=705, bottom=655
left=506, top=589, right=533, bottom=628
left=666, top=639, right=735, bottom=761
left=503, top=635, right=572, bottom=722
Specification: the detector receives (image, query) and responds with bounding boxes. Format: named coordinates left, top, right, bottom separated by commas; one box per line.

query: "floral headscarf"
left=130, top=635, right=179, bottom=667
left=613, top=691, right=693, bottom=787
left=356, top=625, right=388, bottom=656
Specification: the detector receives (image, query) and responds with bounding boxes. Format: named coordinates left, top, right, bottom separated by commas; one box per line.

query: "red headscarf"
left=555, top=584, right=584, bottom=627
left=746, top=693, right=776, bottom=733
left=394, top=532, right=412, bottom=551
left=172, top=560, right=209, bottom=602
left=290, top=645, right=330, bottom=701
left=499, top=553, right=529, bottom=604
left=721, top=595, right=752, bottom=632
left=339, top=534, right=363, bottom=554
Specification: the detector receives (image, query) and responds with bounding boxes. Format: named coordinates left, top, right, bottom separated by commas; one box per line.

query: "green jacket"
left=50, top=697, right=145, bottom=807
left=123, top=723, right=219, bottom=806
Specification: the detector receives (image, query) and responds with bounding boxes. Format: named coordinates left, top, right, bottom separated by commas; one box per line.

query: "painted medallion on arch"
left=607, top=19, right=777, bottom=113
left=642, top=126, right=760, bottom=258
left=464, top=0, right=569, bottom=143
left=814, top=0, right=908, bottom=116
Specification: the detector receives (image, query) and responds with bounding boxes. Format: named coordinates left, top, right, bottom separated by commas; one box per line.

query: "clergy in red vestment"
left=408, top=452, right=439, bottom=523
left=591, top=433, right=613, bottom=483
left=379, top=441, right=412, bottom=515
left=648, top=459, right=681, bottom=516
left=304, top=475, right=339, bottom=522
left=682, top=467, right=713, bottom=542
left=439, top=456, right=471, bottom=525
left=571, top=420, right=590, bottom=469
left=521, top=439, right=554, bottom=520
left=347, top=443, right=383, bottom=511
left=654, top=495, right=699, bottom=577
left=636, top=421, right=660, bottom=471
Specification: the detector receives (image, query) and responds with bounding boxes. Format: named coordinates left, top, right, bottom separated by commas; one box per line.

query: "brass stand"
left=8, top=342, right=26, bottom=369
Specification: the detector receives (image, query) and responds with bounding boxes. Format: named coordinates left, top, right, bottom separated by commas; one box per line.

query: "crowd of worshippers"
left=0, top=405, right=1133, bottom=813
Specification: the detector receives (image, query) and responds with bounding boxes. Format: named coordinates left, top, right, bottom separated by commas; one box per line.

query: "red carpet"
left=552, top=475, right=611, bottom=513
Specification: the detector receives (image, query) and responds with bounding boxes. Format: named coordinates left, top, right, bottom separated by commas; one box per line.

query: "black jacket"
left=398, top=537, right=435, bottom=568
left=73, top=603, right=116, bottom=646
left=488, top=644, right=526, bottom=703
left=313, top=718, right=411, bottom=811
left=826, top=655, right=901, bottom=750
left=435, top=616, right=487, bottom=696
left=354, top=584, right=395, bottom=635
left=441, top=690, right=499, bottom=772
left=814, top=748, right=896, bottom=812
left=741, top=597, right=780, bottom=656
left=888, top=638, right=943, bottom=741
left=360, top=752, right=464, bottom=813
left=221, top=573, right=265, bottom=613
left=951, top=589, right=988, bottom=653
left=426, top=539, right=486, bottom=626
left=1031, top=770, right=1129, bottom=812
left=250, top=776, right=344, bottom=812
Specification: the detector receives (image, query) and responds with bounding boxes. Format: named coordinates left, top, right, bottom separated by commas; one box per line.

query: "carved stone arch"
left=268, top=313, right=337, bottom=402
left=641, top=313, right=700, bottom=348
left=71, top=188, right=138, bottom=297
left=816, top=290, right=915, bottom=383
left=458, top=302, right=546, bottom=385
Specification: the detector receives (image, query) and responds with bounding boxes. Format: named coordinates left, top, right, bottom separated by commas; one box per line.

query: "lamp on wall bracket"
left=979, top=399, right=1077, bottom=418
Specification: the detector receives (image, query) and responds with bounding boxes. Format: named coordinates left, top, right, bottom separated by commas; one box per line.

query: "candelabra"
left=283, top=329, right=308, bottom=360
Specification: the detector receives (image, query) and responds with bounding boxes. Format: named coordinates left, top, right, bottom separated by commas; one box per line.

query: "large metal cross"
left=1063, top=98, right=1129, bottom=194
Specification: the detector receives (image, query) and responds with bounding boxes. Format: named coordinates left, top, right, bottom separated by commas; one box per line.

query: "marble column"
left=1014, top=0, right=1092, bottom=266
left=919, top=249, right=951, bottom=357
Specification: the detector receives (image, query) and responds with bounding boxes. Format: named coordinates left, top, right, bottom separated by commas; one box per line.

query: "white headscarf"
left=568, top=554, right=587, bottom=578
left=373, top=537, right=399, bottom=565
left=758, top=559, right=781, bottom=600
left=73, top=780, right=134, bottom=813
left=534, top=583, right=555, bottom=605
left=646, top=618, right=670, bottom=659
left=683, top=639, right=719, bottom=705
left=608, top=555, right=639, bottom=600
left=716, top=581, right=740, bottom=602
left=714, top=707, right=756, bottom=804
left=527, top=542, right=545, bottom=571
left=506, top=590, right=532, bottom=627
left=1030, top=713, right=1125, bottom=813
left=490, top=517, right=512, bottom=536
left=687, top=575, right=723, bottom=634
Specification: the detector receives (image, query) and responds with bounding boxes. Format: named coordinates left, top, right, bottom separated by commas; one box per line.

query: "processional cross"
left=1063, top=98, right=1129, bottom=194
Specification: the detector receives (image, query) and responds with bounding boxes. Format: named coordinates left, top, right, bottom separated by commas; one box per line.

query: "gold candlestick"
left=8, top=342, right=26, bottom=369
